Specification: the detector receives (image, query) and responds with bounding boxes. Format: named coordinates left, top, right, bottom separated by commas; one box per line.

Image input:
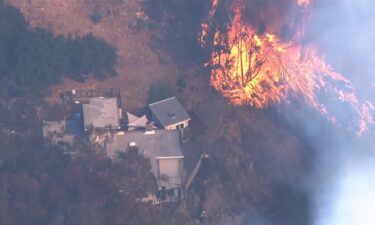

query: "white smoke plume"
left=310, top=0, right=375, bottom=100
left=314, top=155, right=375, bottom=225
left=310, top=0, right=375, bottom=224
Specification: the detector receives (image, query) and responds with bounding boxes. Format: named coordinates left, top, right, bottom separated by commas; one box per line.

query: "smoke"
left=251, top=0, right=375, bottom=224
left=241, top=0, right=303, bottom=37
left=309, top=0, right=375, bottom=100
left=307, top=0, right=375, bottom=225
left=204, top=0, right=374, bottom=224
left=314, top=157, right=375, bottom=225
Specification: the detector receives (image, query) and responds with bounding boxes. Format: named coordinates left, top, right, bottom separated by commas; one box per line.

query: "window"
left=176, top=123, right=184, bottom=129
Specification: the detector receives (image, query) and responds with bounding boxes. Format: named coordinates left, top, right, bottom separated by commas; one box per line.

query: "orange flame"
left=297, top=0, right=311, bottom=7
left=202, top=0, right=374, bottom=135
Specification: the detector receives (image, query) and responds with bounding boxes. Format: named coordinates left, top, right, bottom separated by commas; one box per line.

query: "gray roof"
left=83, top=97, right=120, bottom=129
left=106, top=129, right=184, bottom=182
left=149, top=97, right=190, bottom=127
left=107, top=129, right=183, bottom=158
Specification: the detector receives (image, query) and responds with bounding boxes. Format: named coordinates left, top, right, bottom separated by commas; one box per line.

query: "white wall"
left=165, top=120, right=189, bottom=130
left=159, top=158, right=179, bottom=177
left=157, top=158, right=183, bottom=189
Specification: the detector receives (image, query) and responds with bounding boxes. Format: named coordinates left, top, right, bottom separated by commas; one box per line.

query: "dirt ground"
left=6, top=0, right=180, bottom=110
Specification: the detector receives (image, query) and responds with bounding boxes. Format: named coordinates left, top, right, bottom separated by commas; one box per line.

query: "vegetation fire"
left=201, top=0, right=374, bottom=135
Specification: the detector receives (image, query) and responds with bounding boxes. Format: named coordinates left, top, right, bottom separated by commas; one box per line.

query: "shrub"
left=147, top=81, right=174, bottom=104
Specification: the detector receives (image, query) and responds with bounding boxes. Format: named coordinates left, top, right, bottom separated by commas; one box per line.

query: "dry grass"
left=7, top=0, right=179, bottom=110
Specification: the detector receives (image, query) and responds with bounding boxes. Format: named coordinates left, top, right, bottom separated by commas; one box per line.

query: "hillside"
left=4, top=0, right=312, bottom=224
left=7, top=0, right=179, bottom=110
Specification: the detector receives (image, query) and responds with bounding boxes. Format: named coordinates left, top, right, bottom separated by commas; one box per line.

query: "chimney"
left=145, top=121, right=155, bottom=135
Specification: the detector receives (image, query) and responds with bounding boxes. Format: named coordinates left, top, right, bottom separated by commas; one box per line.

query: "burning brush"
left=200, top=0, right=374, bottom=135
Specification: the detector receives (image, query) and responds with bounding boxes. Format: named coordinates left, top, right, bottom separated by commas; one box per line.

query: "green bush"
left=147, top=81, right=174, bottom=104
left=90, top=11, right=103, bottom=24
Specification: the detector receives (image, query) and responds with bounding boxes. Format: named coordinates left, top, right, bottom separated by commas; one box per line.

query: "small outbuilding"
left=149, top=97, right=190, bottom=130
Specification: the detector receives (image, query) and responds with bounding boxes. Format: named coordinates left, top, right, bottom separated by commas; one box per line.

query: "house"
left=107, top=128, right=184, bottom=203
left=83, top=97, right=122, bottom=130
left=149, top=97, right=191, bottom=130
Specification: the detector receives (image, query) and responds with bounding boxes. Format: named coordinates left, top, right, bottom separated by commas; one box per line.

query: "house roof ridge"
left=149, top=96, right=176, bottom=106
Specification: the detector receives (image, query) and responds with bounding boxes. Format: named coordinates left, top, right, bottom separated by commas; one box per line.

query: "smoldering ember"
left=0, top=0, right=374, bottom=225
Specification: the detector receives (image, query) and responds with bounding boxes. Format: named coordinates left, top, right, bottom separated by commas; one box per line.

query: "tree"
left=0, top=1, right=117, bottom=98
left=0, top=103, right=168, bottom=224
left=144, top=0, right=212, bottom=67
